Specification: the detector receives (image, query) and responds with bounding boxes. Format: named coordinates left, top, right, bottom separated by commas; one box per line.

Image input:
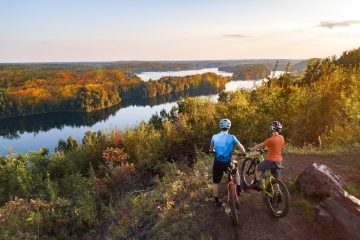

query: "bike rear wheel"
left=265, top=179, right=290, bottom=218
left=229, top=185, right=239, bottom=225
left=241, top=157, right=257, bottom=188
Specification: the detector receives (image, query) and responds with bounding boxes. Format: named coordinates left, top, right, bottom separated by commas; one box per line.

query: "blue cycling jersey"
left=211, top=131, right=240, bottom=163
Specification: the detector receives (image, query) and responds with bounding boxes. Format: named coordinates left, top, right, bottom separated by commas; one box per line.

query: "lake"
left=0, top=69, right=283, bottom=155
left=136, top=68, right=233, bottom=81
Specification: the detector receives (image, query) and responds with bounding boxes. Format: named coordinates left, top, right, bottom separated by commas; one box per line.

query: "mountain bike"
left=240, top=149, right=290, bottom=218
left=210, top=151, right=245, bottom=225
left=225, top=159, right=241, bottom=224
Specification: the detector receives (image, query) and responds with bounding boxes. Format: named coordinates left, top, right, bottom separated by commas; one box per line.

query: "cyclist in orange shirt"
left=251, top=121, right=285, bottom=191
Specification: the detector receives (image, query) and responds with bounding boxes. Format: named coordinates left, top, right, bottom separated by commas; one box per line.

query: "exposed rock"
left=297, top=163, right=345, bottom=197
left=315, top=192, right=360, bottom=240
left=297, top=163, right=360, bottom=240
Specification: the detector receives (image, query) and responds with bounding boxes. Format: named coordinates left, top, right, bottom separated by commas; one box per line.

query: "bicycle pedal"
left=214, top=199, right=222, bottom=207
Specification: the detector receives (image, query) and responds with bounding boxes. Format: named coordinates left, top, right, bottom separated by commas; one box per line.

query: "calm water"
left=136, top=68, right=233, bottom=81
left=0, top=69, right=283, bottom=155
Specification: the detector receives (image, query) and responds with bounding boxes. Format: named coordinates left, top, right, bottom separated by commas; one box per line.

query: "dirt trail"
left=82, top=152, right=359, bottom=240
left=209, top=152, right=360, bottom=240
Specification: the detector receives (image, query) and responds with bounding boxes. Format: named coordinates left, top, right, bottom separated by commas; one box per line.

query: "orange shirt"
left=262, top=135, right=285, bottom=162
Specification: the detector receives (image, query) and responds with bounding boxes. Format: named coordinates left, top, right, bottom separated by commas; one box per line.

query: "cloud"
left=222, top=34, right=249, bottom=38
left=319, top=20, right=360, bottom=29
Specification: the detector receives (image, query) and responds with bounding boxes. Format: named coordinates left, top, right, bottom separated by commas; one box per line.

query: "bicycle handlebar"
left=246, top=147, right=266, bottom=154
left=209, top=150, right=246, bottom=157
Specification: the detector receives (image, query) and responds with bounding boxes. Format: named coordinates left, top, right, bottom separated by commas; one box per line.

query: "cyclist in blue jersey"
left=210, top=119, right=246, bottom=206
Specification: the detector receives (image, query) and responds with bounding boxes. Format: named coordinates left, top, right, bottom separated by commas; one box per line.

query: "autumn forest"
left=0, top=65, right=230, bottom=119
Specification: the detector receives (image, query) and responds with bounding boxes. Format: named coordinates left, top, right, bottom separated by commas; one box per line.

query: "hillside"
left=82, top=151, right=360, bottom=240
left=0, top=46, right=359, bottom=240
left=289, top=59, right=310, bottom=72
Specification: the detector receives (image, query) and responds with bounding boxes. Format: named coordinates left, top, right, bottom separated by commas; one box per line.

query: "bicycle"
left=210, top=151, right=245, bottom=225
left=240, top=149, right=290, bottom=218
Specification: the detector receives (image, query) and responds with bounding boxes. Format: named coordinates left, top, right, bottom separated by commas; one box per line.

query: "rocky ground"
left=209, top=152, right=360, bottom=240
left=83, top=151, right=360, bottom=240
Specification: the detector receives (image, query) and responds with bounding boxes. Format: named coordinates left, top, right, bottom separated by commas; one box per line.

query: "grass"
left=345, top=182, right=359, bottom=196
left=285, top=143, right=360, bottom=155
left=287, top=180, right=341, bottom=240
left=287, top=182, right=317, bottom=221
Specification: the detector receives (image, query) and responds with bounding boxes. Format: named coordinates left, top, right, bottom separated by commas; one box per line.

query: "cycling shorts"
left=258, top=159, right=282, bottom=179
left=212, top=161, right=230, bottom=184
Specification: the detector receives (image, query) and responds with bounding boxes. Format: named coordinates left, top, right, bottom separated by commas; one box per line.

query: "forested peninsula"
left=0, top=66, right=229, bottom=119
left=219, top=64, right=270, bottom=79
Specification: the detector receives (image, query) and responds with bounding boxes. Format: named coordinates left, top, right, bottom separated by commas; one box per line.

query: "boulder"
left=297, top=163, right=345, bottom=197
left=297, top=163, right=360, bottom=240
left=315, top=193, right=360, bottom=240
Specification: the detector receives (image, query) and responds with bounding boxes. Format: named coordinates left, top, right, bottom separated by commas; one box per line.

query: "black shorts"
left=213, top=161, right=230, bottom=184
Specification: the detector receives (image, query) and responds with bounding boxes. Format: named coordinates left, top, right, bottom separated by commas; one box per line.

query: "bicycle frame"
left=257, top=152, right=277, bottom=198
left=242, top=149, right=290, bottom=218
left=209, top=151, right=240, bottom=205
left=227, top=165, right=239, bottom=203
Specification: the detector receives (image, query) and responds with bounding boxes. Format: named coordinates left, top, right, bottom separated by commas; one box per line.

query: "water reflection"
left=0, top=108, right=118, bottom=140
left=0, top=70, right=283, bottom=154
left=0, top=87, right=219, bottom=140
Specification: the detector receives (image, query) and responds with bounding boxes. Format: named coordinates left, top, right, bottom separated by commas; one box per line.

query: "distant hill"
left=289, top=60, right=310, bottom=72
left=0, top=59, right=307, bottom=73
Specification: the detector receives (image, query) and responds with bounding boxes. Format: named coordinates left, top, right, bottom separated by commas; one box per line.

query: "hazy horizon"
left=1, top=0, right=360, bottom=62
left=0, top=58, right=306, bottom=64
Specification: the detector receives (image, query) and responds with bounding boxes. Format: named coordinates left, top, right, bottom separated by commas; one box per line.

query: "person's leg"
left=213, top=183, right=219, bottom=197
left=254, top=160, right=272, bottom=191
left=271, top=162, right=282, bottom=203
left=235, top=170, right=240, bottom=185
left=212, top=162, right=224, bottom=206
left=254, top=165, right=263, bottom=191
left=235, top=169, right=243, bottom=195
left=273, top=162, right=282, bottom=179
left=255, top=165, right=262, bottom=181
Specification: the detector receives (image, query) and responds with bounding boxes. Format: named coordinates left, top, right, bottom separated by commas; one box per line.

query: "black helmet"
left=271, top=121, right=282, bottom=132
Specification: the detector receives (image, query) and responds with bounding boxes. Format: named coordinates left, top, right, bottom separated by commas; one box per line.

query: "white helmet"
left=219, top=119, right=231, bottom=129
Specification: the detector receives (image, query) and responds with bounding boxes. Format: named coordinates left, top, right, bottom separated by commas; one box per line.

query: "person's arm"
left=209, top=136, right=215, bottom=152
left=236, top=143, right=246, bottom=154
left=251, top=142, right=266, bottom=151
left=209, top=143, right=215, bottom=152
left=233, top=135, right=246, bottom=154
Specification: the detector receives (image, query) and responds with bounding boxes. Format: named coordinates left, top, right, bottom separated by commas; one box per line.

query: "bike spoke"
left=265, top=179, right=290, bottom=218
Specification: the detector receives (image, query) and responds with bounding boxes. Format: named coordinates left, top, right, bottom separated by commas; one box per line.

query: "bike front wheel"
left=229, top=185, right=240, bottom=225
left=241, top=157, right=257, bottom=188
left=265, top=179, right=290, bottom=218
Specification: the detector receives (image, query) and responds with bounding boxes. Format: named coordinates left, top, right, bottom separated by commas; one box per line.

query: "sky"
left=1, top=0, right=360, bottom=62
